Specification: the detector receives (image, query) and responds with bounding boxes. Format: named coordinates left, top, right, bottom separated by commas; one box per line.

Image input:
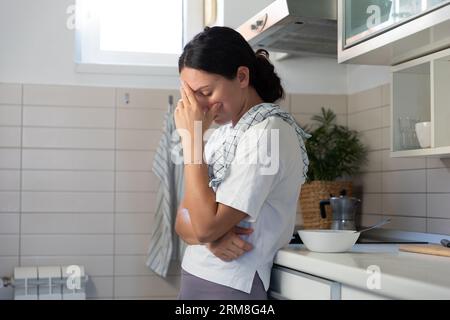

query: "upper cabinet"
left=338, top=0, right=450, bottom=65
left=390, top=47, right=450, bottom=157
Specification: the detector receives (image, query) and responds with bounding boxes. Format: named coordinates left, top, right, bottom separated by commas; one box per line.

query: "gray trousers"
left=178, top=268, right=268, bottom=300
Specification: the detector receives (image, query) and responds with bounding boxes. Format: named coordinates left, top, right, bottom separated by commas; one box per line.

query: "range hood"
left=236, top=0, right=337, bottom=58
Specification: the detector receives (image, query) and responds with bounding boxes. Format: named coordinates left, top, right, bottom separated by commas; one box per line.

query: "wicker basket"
left=299, top=181, right=353, bottom=229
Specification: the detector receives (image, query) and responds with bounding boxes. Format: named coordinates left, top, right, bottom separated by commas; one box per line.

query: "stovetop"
left=289, top=232, right=428, bottom=245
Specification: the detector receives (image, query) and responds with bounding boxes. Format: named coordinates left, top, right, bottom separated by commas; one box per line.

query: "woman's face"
left=180, top=67, right=246, bottom=125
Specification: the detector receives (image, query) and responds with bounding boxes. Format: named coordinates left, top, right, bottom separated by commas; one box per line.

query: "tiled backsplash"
left=0, top=83, right=181, bottom=299
left=349, top=84, right=450, bottom=235
left=1, top=82, right=449, bottom=299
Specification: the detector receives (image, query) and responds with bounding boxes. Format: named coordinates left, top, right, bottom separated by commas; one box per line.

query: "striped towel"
left=208, top=103, right=311, bottom=191
left=146, top=102, right=184, bottom=277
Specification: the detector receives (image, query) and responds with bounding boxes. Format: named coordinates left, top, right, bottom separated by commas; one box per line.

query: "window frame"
left=74, top=0, right=204, bottom=75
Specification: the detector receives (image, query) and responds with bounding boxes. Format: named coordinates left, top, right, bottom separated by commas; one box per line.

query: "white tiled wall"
left=1, top=81, right=448, bottom=300
left=0, top=83, right=181, bottom=299
left=349, top=84, right=450, bottom=235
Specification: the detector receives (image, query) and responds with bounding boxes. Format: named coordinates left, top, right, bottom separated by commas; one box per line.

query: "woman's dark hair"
left=178, top=26, right=284, bottom=103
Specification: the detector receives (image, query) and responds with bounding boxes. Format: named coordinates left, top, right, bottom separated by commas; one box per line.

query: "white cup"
left=415, top=121, right=431, bottom=148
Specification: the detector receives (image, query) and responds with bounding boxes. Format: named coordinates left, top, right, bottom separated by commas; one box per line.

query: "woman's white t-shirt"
left=181, top=116, right=305, bottom=293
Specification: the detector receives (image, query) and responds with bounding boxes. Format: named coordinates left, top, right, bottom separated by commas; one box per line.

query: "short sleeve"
left=215, top=119, right=280, bottom=222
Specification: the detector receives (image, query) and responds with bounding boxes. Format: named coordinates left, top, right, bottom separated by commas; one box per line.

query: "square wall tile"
left=0, top=235, right=19, bottom=255
left=117, top=108, right=166, bottom=130
left=115, top=234, right=152, bottom=255
left=382, top=194, right=426, bottom=217
left=21, top=235, right=113, bottom=255
left=21, top=213, right=114, bottom=234
left=0, top=192, right=20, bottom=212
left=0, top=149, right=20, bottom=169
left=0, top=170, right=20, bottom=190
left=382, top=216, right=426, bottom=232
left=22, top=149, right=114, bottom=171
left=115, top=192, right=157, bottom=213
left=0, top=83, right=22, bottom=105
left=348, top=85, right=383, bottom=113
left=116, top=129, right=162, bottom=151
left=116, top=172, right=159, bottom=192
left=115, top=213, right=155, bottom=234
left=382, top=150, right=426, bottom=171
left=361, top=193, right=382, bottom=214
left=23, top=106, right=115, bottom=128
left=427, top=194, right=450, bottom=219
left=23, top=84, right=115, bottom=107
left=427, top=218, right=450, bottom=235
left=21, top=192, right=114, bottom=213
left=427, top=168, right=450, bottom=193
left=360, top=150, right=382, bottom=173
left=382, top=170, right=426, bottom=193
left=381, top=83, right=391, bottom=107
left=0, top=213, right=19, bottom=234
left=23, top=128, right=114, bottom=149
left=359, top=129, right=383, bottom=151
left=348, top=108, right=383, bottom=132
left=0, top=105, right=21, bottom=126
left=353, top=173, right=382, bottom=193
left=22, top=171, right=114, bottom=192
left=290, top=94, right=347, bottom=114
left=0, top=127, right=21, bottom=147
left=116, top=151, right=154, bottom=171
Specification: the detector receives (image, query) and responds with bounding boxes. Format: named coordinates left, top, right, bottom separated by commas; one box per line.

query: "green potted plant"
left=300, top=108, right=367, bottom=229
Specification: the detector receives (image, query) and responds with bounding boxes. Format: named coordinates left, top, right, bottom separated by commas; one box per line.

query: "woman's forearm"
left=175, top=204, right=202, bottom=245
left=183, top=162, right=220, bottom=242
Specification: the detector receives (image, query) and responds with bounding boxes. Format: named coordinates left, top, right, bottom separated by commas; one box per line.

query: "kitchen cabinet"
left=272, top=244, right=450, bottom=299
left=341, top=285, right=389, bottom=300
left=391, top=47, right=450, bottom=157
left=269, top=266, right=341, bottom=300
left=269, top=265, right=391, bottom=300
left=338, top=0, right=450, bottom=65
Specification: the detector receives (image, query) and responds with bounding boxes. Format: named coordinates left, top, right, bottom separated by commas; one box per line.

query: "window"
left=75, top=0, right=204, bottom=68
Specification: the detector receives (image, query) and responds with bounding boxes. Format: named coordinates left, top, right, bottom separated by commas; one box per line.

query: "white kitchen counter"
left=273, top=243, right=450, bottom=299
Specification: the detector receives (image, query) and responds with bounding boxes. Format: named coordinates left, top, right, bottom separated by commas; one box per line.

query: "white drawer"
left=341, top=284, right=389, bottom=300
left=269, top=266, right=340, bottom=300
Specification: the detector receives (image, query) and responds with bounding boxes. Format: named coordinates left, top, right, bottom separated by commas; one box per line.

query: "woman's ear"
left=236, top=66, right=250, bottom=88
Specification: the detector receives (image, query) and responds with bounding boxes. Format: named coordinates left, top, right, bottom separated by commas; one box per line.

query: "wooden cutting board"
left=399, top=244, right=450, bottom=257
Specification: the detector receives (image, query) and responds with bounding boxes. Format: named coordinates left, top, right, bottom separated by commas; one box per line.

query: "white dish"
left=415, top=121, right=431, bottom=148
left=297, top=229, right=360, bottom=253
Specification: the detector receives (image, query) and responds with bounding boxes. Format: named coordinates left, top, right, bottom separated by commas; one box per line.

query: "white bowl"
left=415, top=121, right=431, bottom=148
left=297, top=230, right=360, bottom=253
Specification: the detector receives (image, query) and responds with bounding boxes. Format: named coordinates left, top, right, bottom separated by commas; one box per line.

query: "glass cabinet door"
left=344, top=0, right=450, bottom=47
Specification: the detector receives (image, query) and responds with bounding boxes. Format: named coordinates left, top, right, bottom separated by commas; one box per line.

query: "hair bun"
left=255, top=49, right=270, bottom=59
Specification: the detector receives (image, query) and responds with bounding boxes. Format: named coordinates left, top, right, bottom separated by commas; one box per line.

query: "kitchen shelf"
left=390, top=47, right=450, bottom=158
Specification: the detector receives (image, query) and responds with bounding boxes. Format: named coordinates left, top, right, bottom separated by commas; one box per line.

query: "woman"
left=174, top=26, right=310, bottom=300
